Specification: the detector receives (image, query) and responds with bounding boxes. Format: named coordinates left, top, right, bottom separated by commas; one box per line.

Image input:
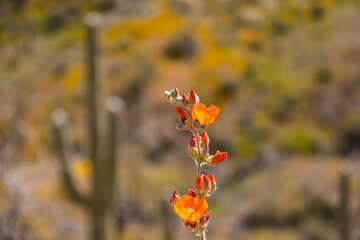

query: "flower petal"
left=204, top=105, right=219, bottom=125
left=191, top=103, right=207, bottom=124
left=191, top=103, right=220, bottom=125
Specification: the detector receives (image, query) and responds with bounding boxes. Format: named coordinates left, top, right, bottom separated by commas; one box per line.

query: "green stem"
left=201, top=231, right=206, bottom=240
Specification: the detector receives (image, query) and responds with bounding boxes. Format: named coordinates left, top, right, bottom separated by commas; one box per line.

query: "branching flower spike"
left=164, top=88, right=228, bottom=239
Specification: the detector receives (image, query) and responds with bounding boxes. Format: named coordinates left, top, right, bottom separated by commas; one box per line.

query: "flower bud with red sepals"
left=188, top=189, right=196, bottom=197
left=202, top=173, right=210, bottom=192
left=176, top=107, right=189, bottom=129
left=208, top=173, right=217, bottom=193
left=195, top=172, right=211, bottom=197
left=198, top=212, right=211, bottom=229
left=207, top=150, right=228, bottom=166
left=171, top=88, right=179, bottom=98
left=189, top=221, right=197, bottom=228
left=187, top=134, right=198, bottom=160
left=189, top=134, right=197, bottom=148
left=195, top=173, right=202, bottom=191
left=170, top=191, right=180, bottom=207
left=182, top=94, right=190, bottom=108
left=170, top=88, right=182, bottom=103
left=200, top=131, right=209, bottom=162
left=200, top=131, right=209, bottom=142
left=189, top=89, right=200, bottom=106
left=176, top=107, right=187, bottom=119
left=183, top=220, right=197, bottom=234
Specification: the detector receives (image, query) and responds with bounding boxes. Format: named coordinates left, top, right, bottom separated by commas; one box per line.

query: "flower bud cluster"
left=165, top=88, right=205, bottom=133
left=164, top=88, right=182, bottom=104
left=188, top=131, right=211, bottom=166
left=195, top=172, right=217, bottom=197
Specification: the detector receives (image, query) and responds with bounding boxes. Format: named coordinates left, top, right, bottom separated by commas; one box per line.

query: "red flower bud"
left=170, top=191, right=180, bottom=206
left=170, top=88, right=180, bottom=99
left=189, top=89, right=199, bottom=104
left=195, top=173, right=202, bottom=191
left=176, top=107, right=187, bottom=119
left=201, top=131, right=209, bottom=142
left=172, top=191, right=180, bottom=199
left=195, top=172, right=217, bottom=197
left=199, top=211, right=211, bottom=228
left=208, top=173, right=215, bottom=185
left=188, top=189, right=196, bottom=197
left=190, top=89, right=196, bottom=101
left=202, top=172, right=210, bottom=187
left=182, top=94, right=188, bottom=102
left=200, top=131, right=209, bottom=161
left=189, top=221, right=197, bottom=228
left=208, top=151, right=227, bottom=166
left=189, top=134, right=197, bottom=148
left=181, top=117, right=187, bottom=123
left=188, top=134, right=198, bottom=160
left=184, top=220, right=197, bottom=228
left=195, top=172, right=210, bottom=193
left=208, top=173, right=217, bottom=193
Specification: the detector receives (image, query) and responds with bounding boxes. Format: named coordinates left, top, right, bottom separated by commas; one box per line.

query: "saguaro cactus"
left=51, top=12, right=125, bottom=240
left=339, top=168, right=350, bottom=240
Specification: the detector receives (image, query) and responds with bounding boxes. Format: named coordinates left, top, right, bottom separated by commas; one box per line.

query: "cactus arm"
left=103, top=97, right=125, bottom=207
left=51, top=109, right=88, bottom=206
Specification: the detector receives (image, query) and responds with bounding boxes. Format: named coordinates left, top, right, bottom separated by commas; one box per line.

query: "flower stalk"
left=164, top=88, right=228, bottom=238
left=201, top=231, right=206, bottom=240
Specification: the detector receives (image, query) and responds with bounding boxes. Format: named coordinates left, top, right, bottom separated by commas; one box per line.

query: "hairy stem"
left=196, top=133, right=201, bottom=175
left=201, top=231, right=206, bottom=240
left=175, top=103, right=192, bottom=120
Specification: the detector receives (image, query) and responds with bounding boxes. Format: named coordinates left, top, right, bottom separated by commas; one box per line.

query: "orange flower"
left=191, top=103, right=219, bottom=125
left=208, top=151, right=227, bottom=166
left=173, top=195, right=208, bottom=221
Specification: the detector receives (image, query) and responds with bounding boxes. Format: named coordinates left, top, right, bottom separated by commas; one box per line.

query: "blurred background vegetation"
left=1, top=0, right=360, bottom=239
